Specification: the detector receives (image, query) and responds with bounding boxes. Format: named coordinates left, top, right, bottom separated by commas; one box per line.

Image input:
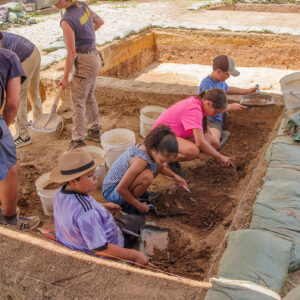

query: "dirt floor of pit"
left=16, top=96, right=283, bottom=281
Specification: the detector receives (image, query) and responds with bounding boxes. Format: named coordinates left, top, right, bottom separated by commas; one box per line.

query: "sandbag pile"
left=0, top=2, right=37, bottom=30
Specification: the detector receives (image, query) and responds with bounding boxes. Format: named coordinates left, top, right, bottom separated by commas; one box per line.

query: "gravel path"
left=6, top=1, right=300, bottom=52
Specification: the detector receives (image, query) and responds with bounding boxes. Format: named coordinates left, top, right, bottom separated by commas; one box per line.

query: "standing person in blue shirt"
left=0, top=48, right=40, bottom=230
left=198, top=55, right=256, bottom=149
left=0, top=31, right=43, bottom=148
left=52, top=0, right=104, bottom=149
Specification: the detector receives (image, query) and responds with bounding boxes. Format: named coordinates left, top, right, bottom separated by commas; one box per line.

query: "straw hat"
left=50, top=148, right=104, bottom=183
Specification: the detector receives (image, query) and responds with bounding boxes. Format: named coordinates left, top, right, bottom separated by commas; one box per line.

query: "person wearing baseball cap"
left=50, top=148, right=149, bottom=266
left=198, top=55, right=256, bottom=150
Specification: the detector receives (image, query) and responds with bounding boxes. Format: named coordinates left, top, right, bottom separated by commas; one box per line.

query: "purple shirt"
left=61, top=2, right=97, bottom=53
left=1, top=32, right=34, bottom=63
left=54, top=186, right=124, bottom=255
left=0, top=48, right=26, bottom=107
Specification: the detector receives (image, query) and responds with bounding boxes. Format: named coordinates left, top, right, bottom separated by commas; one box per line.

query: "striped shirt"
left=102, top=144, right=158, bottom=191
left=54, top=186, right=124, bottom=255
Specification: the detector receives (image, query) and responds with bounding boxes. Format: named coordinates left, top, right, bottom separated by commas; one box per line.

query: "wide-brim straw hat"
left=50, top=148, right=104, bottom=183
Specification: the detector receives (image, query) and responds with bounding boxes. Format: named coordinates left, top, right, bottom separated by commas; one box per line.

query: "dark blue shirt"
left=0, top=48, right=26, bottom=107
left=61, top=2, right=97, bottom=53
left=198, top=75, right=229, bottom=123
left=1, top=32, right=34, bottom=63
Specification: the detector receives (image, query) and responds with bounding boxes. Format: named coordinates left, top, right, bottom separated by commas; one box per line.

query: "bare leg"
left=0, top=162, right=19, bottom=216
left=205, top=128, right=220, bottom=149
left=176, top=137, right=200, bottom=162
left=129, top=168, right=154, bottom=198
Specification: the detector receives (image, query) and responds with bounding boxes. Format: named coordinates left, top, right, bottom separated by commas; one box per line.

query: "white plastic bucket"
left=36, top=172, right=59, bottom=216
left=140, top=105, right=166, bottom=138
left=280, top=72, right=300, bottom=110
left=84, top=146, right=106, bottom=188
left=100, top=128, right=136, bottom=167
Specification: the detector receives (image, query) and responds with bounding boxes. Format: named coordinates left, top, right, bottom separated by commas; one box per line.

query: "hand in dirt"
left=59, top=78, right=69, bottom=89
left=247, top=87, right=257, bottom=94
left=173, top=175, right=187, bottom=188
left=104, top=203, right=121, bottom=214
left=219, top=155, right=235, bottom=167
left=134, top=251, right=149, bottom=266
left=229, top=103, right=247, bottom=111
left=137, top=202, right=150, bottom=214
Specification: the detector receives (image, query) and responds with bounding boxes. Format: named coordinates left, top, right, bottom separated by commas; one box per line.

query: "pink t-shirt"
left=152, top=96, right=204, bottom=138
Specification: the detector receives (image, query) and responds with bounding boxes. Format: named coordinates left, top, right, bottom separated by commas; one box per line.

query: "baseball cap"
left=213, top=55, right=240, bottom=77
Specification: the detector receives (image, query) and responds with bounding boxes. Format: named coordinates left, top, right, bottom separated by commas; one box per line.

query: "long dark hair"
left=196, top=88, right=227, bottom=132
left=145, top=125, right=178, bottom=157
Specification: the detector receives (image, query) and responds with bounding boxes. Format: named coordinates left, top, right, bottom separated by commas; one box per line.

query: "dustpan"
left=31, top=86, right=63, bottom=132
left=240, top=93, right=275, bottom=106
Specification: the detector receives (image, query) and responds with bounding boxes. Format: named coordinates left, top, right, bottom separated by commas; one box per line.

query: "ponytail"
left=196, top=88, right=227, bottom=132
left=145, top=125, right=178, bottom=157
left=197, top=88, right=227, bottom=110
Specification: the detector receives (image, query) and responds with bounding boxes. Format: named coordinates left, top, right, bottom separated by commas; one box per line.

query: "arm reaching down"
left=95, top=243, right=149, bottom=266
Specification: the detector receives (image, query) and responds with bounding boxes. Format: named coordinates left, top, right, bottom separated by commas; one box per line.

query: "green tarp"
left=218, top=229, right=292, bottom=293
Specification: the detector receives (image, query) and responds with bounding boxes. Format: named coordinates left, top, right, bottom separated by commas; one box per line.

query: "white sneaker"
left=14, top=135, right=32, bottom=148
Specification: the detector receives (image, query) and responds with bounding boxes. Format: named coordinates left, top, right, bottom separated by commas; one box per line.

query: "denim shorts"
left=208, top=118, right=223, bottom=133
left=102, top=186, right=126, bottom=206
left=0, top=117, right=17, bottom=180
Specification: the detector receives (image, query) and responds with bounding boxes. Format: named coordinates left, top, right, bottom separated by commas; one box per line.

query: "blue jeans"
left=102, top=186, right=126, bottom=206
left=0, top=117, right=17, bottom=180
left=102, top=186, right=142, bottom=215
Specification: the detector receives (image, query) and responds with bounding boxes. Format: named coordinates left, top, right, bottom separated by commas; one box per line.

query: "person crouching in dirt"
left=102, top=125, right=187, bottom=215
left=50, top=148, right=150, bottom=266
left=152, top=88, right=235, bottom=176
left=0, top=31, right=43, bottom=148
left=198, top=55, right=256, bottom=150
left=0, top=48, right=40, bottom=230
left=52, top=0, right=104, bottom=149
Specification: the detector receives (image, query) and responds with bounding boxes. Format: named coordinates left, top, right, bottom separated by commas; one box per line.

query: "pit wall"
left=0, top=227, right=204, bottom=299
left=153, top=29, right=300, bottom=70
left=205, top=113, right=300, bottom=299
left=100, top=30, right=156, bottom=78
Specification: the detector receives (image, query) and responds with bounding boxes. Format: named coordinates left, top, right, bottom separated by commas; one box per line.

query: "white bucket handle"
left=103, top=147, right=112, bottom=158
left=290, top=91, right=300, bottom=100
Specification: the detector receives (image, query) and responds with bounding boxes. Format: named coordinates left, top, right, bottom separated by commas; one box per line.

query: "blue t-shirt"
left=198, top=75, right=229, bottom=123
left=62, top=2, right=97, bottom=53
left=0, top=48, right=26, bottom=107
left=1, top=32, right=34, bottom=63
left=54, top=186, right=124, bottom=255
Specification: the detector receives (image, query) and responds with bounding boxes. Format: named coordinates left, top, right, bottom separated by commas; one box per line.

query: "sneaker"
left=218, top=130, right=231, bottom=151
left=0, top=214, right=40, bottom=230
left=85, top=129, right=101, bottom=143
left=138, top=191, right=161, bottom=203
left=69, top=140, right=86, bottom=150
left=14, top=135, right=31, bottom=148
left=168, top=162, right=182, bottom=176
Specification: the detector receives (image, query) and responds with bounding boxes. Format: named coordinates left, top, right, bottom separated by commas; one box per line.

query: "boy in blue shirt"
left=50, top=148, right=149, bottom=266
left=199, top=55, right=256, bottom=149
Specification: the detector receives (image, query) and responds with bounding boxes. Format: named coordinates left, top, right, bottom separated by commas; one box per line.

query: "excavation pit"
left=12, top=28, right=290, bottom=297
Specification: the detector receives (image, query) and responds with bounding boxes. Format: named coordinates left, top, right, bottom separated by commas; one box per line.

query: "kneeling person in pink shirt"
left=152, top=88, right=235, bottom=174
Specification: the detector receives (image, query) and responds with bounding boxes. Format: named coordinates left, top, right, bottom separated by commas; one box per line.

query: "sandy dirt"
left=7, top=2, right=299, bottom=297
left=16, top=96, right=283, bottom=281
